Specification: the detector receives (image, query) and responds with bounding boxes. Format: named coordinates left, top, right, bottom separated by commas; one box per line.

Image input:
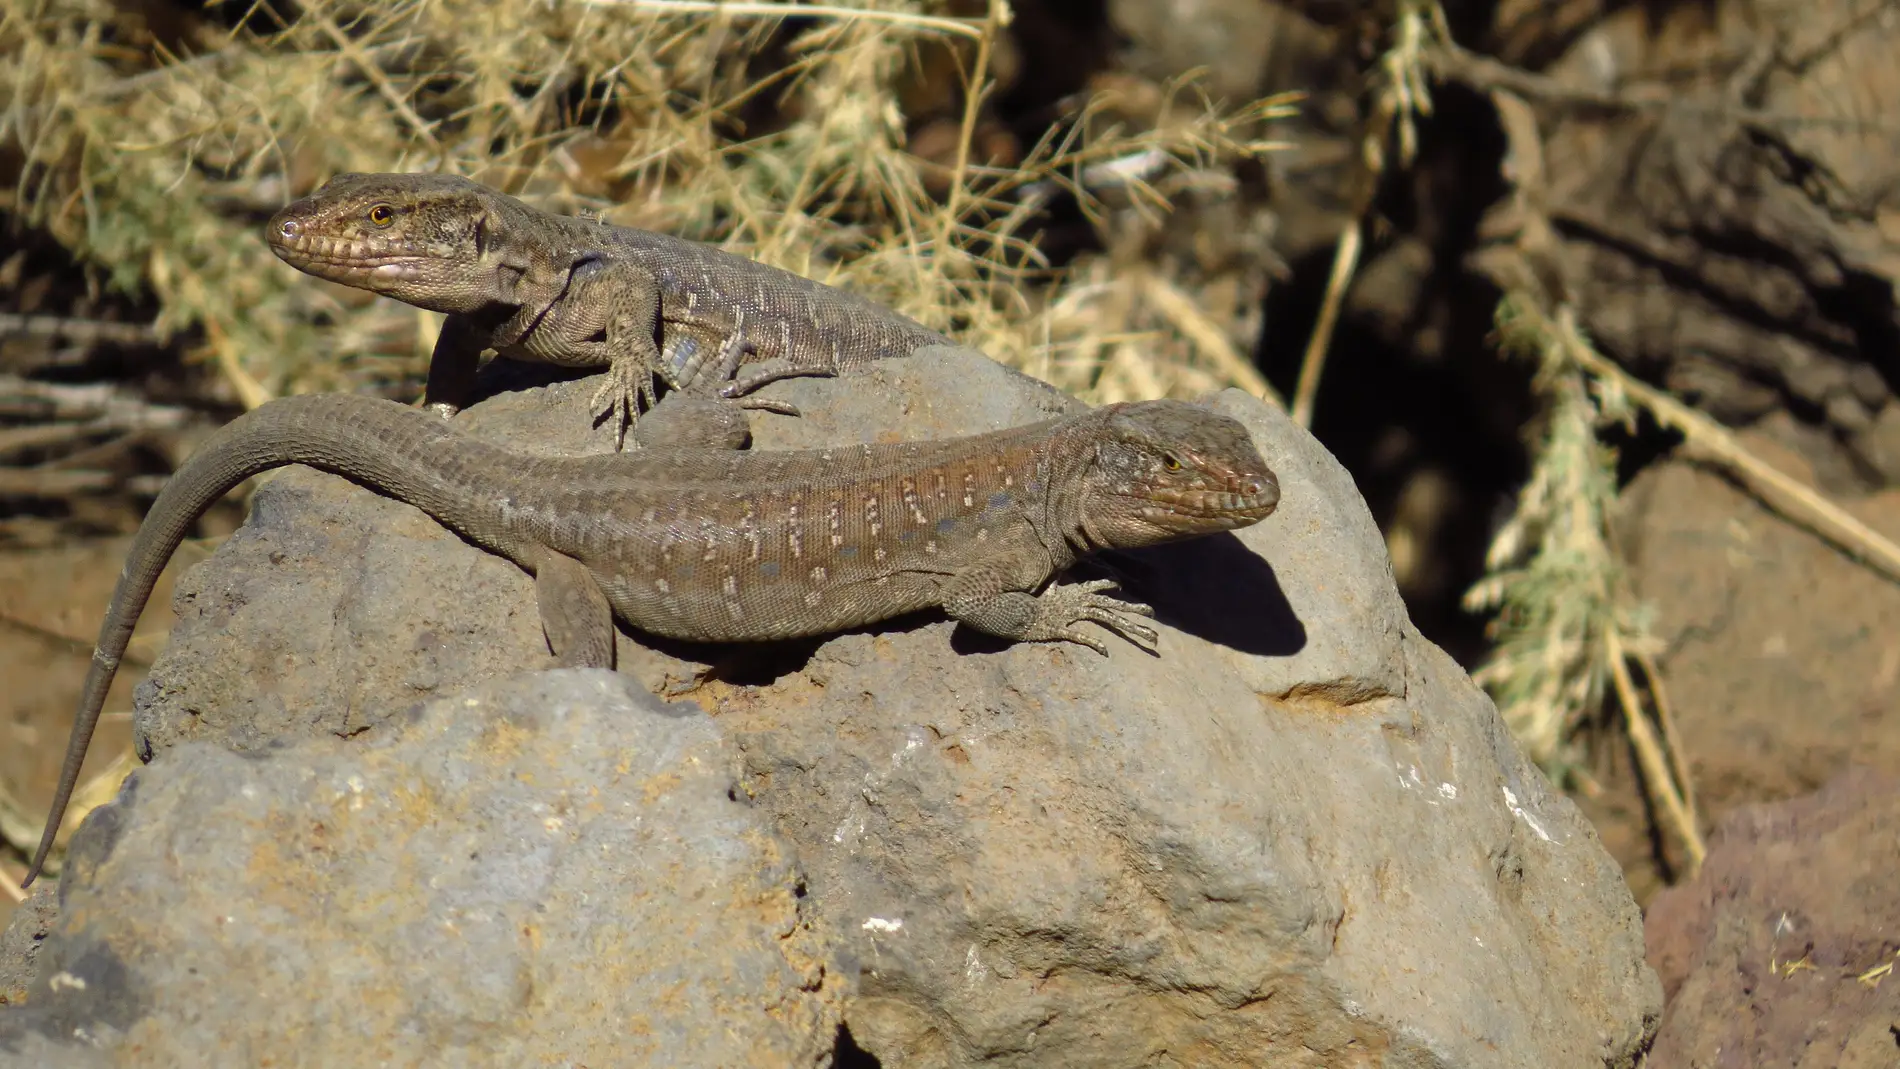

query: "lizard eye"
left=367, top=204, right=395, bottom=227
left=1162, top=454, right=1182, bottom=471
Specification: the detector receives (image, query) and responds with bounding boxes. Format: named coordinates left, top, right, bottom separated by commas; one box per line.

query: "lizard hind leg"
left=642, top=311, right=803, bottom=449
left=523, top=545, right=617, bottom=669
left=669, top=309, right=802, bottom=413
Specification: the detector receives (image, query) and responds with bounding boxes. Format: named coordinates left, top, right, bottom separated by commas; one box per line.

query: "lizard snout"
left=1237, top=471, right=1278, bottom=511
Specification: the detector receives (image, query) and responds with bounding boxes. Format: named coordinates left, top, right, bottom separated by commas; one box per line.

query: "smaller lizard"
left=267, top=172, right=956, bottom=445
left=19, top=390, right=1277, bottom=888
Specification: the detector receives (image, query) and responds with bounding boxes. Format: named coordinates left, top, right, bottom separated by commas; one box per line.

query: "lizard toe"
left=590, top=361, right=661, bottom=450
left=738, top=398, right=803, bottom=418
left=1076, top=606, right=1159, bottom=649
left=1052, top=628, right=1112, bottom=656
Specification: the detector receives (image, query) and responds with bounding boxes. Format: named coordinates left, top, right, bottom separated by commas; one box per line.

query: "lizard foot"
left=664, top=308, right=755, bottom=396
left=1033, top=578, right=1159, bottom=655
left=721, top=360, right=836, bottom=400
left=590, top=359, right=661, bottom=450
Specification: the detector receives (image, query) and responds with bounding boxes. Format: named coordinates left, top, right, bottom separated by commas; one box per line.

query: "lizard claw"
left=1042, top=578, right=1159, bottom=654
left=591, top=359, right=660, bottom=450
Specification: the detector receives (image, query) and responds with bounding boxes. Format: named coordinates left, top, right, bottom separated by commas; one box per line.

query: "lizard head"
left=267, top=173, right=515, bottom=314
left=1075, top=400, right=1279, bottom=548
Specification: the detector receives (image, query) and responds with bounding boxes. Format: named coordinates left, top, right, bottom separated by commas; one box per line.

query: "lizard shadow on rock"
left=1105, top=533, right=1306, bottom=658
left=470, top=357, right=596, bottom=402
left=635, top=613, right=948, bottom=687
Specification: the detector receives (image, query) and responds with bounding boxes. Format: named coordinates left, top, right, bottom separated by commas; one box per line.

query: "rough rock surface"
left=1472, top=0, right=1900, bottom=474
left=0, top=671, right=845, bottom=1067
left=1643, top=767, right=1900, bottom=1069
left=10, top=348, right=1656, bottom=1066
left=0, top=884, right=55, bottom=1006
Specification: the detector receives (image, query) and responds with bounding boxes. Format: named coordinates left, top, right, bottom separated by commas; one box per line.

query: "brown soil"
left=1643, top=766, right=1900, bottom=1068
left=0, top=539, right=200, bottom=927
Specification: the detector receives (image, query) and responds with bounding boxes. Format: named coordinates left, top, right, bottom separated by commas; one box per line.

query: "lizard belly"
left=595, top=566, right=946, bottom=642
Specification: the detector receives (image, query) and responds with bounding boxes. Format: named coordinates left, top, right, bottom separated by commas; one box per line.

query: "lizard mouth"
left=267, top=219, right=430, bottom=281
left=268, top=241, right=434, bottom=289
left=1142, top=478, right=1279, bottom=526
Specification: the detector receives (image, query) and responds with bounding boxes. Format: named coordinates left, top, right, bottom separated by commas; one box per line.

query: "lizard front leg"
left=421, top=315, right=493, bottom=418
left=940, top=567, right=1159, bottom=655
left=511, top=256, right=665, bottom=449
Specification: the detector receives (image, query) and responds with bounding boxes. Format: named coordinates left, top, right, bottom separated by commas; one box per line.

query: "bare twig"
left=0, top=374, right=195, bottom=429
left=1632, top=646, right=1697, bottom=829
left=1606, top=629, right=1706, bottom=874
left=1544, top=307, right=1900, bottom=585
left=589, top=0, right=997, bottom=40
left=0, top=420, right=123, bottom=460
left=0, top=468, right=117, bottom=497
left=1138, top=269, right=1282, bottom=406
left=0, top=313, right=162, bottom=347
left=200, top=318, right=273, bottom=411
left=1425, top=38, right=1900, bottom=135
left=1291, top=222, right=1359, bottom=427
left=1291, top=0, right=1437, bottom=427
left=312, top=14, right=439, bottom=148
left=936, top=0, right=1005, bottom=259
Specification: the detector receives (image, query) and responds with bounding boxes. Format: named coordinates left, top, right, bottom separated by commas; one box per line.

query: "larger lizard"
left=267, top=172, right=956, bottom=444
left=19, top=391, right=1277, bottom=887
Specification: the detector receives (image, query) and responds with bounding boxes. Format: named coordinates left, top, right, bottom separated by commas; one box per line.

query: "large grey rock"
left=12, top=347, right=1658, bottom=1066
left=0, top=671, right=846, bottom=1067
left=0, top=885, right=56, bottom=1007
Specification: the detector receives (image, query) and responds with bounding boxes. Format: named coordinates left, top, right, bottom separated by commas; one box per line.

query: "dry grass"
left=0, top=0, right=1296, bottom=413
left=1462, top=299, right=1703, bottom=872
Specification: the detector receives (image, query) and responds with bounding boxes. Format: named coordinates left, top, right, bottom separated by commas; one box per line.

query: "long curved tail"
left=21, top=394, right=508, bottom=887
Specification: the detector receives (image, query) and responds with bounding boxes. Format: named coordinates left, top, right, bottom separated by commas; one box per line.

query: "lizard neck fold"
left=1036, top=412, right=1112, bottom=561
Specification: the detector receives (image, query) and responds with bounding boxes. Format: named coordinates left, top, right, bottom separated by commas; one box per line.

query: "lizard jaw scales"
left=1144, top=484, right=1279, bottom=524
left=270, top=236, right=427, bottom=283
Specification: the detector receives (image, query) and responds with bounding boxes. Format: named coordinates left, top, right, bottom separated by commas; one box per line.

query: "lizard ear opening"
left=472, top=214, right=489, bottom=256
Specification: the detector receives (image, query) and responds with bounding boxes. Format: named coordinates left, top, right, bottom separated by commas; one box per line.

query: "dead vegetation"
left=1, top=0, right=1294, bottom=411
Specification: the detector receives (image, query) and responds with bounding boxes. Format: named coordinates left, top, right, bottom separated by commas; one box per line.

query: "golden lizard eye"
left=367, top=204, right=395, bottom=227
left=1162, top=454, right=1181, bottom=471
